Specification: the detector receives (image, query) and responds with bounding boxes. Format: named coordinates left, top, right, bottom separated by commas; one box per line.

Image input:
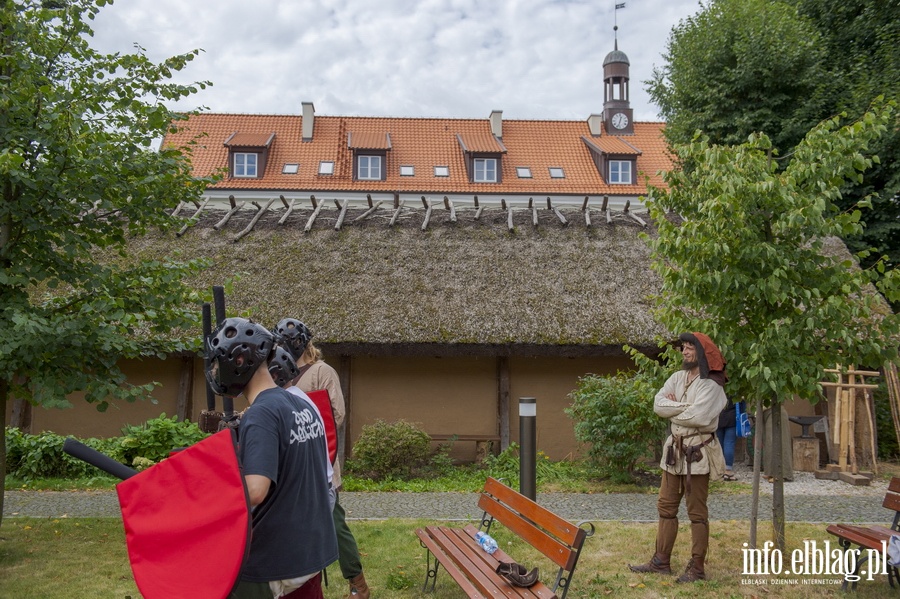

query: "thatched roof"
left=124, top=202, right=669, bottom=357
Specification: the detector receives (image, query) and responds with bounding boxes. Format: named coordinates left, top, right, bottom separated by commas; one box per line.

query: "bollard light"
left=519, top=397, right=536, bottom=501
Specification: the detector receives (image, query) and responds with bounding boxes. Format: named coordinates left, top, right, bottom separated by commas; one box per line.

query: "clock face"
left=612, top=112, right=629, bottom=129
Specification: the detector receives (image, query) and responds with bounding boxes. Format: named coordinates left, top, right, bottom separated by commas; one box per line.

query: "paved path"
left=2, top=489, right=888, bottom=524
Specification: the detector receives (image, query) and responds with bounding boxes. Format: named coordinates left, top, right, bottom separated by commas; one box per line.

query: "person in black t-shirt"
left=206, top=317, right=337, bottom=598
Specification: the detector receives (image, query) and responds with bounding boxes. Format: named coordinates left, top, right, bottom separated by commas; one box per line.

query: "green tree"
left=785, top=0, right=900, bottom=266
left=647, top=0, right=826, bottom=155
left=649, top=0, right=900, bottom=275
left=0, top=0, right=212, bottom=523
left=643, top=102, right=900, bottom=552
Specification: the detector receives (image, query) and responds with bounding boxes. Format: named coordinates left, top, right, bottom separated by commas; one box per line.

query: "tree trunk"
left=772, top=397, right=786, bottom=553
left=749, top=400, right=764, bottom=549
left=1, top=378, right=8, bottom=529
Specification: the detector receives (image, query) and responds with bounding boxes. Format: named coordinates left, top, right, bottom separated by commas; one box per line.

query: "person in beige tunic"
left=629, top=332, right=728, bottom=583
left=272, top=318, right=369, bottom=599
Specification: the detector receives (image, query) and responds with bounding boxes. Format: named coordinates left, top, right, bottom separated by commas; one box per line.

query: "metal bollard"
left=519, top=397, right=536, bottom=501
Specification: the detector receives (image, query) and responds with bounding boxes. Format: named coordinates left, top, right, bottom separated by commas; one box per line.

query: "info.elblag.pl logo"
left=741, top=540, right=890, bottom=585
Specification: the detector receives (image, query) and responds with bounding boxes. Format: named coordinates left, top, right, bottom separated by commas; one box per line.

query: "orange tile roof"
left=457, top=132, right=507, bottom=154
left=223, top=132, right=275, bottom=147
left=347, top=131, right=391, bottom=150
left=164, top=113, right=671, bottom=196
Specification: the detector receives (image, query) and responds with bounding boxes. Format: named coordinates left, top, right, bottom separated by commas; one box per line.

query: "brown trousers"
left=655, top=470, right=710, bottom=561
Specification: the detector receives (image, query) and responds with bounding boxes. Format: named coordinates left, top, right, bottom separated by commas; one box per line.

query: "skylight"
left=282, top=163, right=299, bottom=174
left=318, top=161, right=335, bottom=175
left=516, top=167, right=532, bottom=178
left=434, top=166, right=449, bottom=177
left=549, top=167, right=565, bottom=179
left=400, top=165, right=415, bottom=176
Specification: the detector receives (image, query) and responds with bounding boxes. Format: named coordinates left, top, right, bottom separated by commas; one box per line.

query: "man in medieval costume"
left=629, top=332, right=728, bottom=582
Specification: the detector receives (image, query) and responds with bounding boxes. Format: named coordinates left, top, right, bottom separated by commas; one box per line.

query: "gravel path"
left=3, top=465, right=893, bottom=524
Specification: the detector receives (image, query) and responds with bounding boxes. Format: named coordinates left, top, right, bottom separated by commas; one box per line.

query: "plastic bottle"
left=474, top=531, right=498, bottom=554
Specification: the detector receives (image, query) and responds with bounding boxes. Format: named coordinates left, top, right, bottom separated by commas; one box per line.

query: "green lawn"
left=1, top=516, right=893, bottom=598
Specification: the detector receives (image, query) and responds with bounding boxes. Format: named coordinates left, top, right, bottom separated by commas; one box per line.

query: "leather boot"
left=628, top=552, right=672, bottom=574
left=676, top=557, right=706, bottom=583
left=347, top=572, right=370, bottom=598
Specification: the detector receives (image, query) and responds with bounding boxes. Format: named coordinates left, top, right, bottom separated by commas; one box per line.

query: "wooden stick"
left=234, top=197, right=275, bottom=242
left=863, top=390, right=878, bottom=475
left=353, top=200, right=383, bottom=222
left=214, top=202, right=245, bottom=231
left=421, top=199, right=433, bottom=231
left=885, top=362, right=900, bottom=452
left=304, top=198, right=325, bottom=233
left=334, top=199, right=349, bottom=230
left=848, top=369, right=858, bottom=474
left=177, top=197, right=210, bottom=237
left=389, top=199, right=405, bottom=226
left=278, top=197, right=296, bottom=225
left=825, top=368, right=881, bottom=377
left=820, top=382, right=879, bottom=389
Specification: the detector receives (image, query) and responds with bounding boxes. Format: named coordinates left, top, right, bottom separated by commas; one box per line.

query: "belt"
left=671, top=433, right=714, bottom=495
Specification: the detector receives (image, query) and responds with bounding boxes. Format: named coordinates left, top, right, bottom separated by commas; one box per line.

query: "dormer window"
left=223, top=132, right=274, bottom=180
left=457, top=133, right=506, bottom=184
left=234, top=153, right=258, bottom=178
left=357, top=155, right=383, bottom=180
left=474, top=158, right=497, bottom=183
left=609, top=160, right=633, bottom=184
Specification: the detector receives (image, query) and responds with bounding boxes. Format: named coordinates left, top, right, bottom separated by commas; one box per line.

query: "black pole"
left=63, top=438, right=137, bottom=480
left=202, top=302, right=215, bottom=412
left=211, top=286, right=234, bottom=421
left=519, top=397, right=536, bottom=501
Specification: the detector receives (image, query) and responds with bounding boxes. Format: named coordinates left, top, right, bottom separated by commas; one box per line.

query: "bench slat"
left=478, top=493, right=577, bottom=571
left=483, top=477, right=585, bottom=547
left=888, top=477, right=900, bottom=494
left=416, top=528, right=486, bottom=598
left=421, top=525, right=556, bottom=598
left=827, top=524, right=894, bottom=551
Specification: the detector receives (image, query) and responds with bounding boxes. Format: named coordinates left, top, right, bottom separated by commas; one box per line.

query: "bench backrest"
left=477, top=477, right=587, bottom=571
left=885, top=477, right=900, bottom=530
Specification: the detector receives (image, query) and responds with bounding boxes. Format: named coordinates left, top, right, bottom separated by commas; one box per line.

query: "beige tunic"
left=655, top=370, right=727, bottom=479
left=296, top=360, right=346, bottom=489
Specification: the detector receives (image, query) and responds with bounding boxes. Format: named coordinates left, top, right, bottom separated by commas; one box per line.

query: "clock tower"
left=603, top=39, right=634, bottom=135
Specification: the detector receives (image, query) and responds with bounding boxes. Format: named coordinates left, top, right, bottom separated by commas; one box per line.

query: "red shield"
left=116, top=429, right=250, bottom=599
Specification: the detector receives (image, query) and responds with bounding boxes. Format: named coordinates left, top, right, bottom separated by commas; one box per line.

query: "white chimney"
left=490, top=110, right=502, bottom=138
left=588, top=114, right=603, bottom=136
left=302, top=102, right=315, bottom=141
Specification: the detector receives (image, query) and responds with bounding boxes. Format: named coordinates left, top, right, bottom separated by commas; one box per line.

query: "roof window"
left=516, top=167, right=532, bottom=178
left=549, top=167, right=565, bottom=179
left=400, top=165, right=415, bottom=177
left=434, top=166, right=449, bottom=177
left=282, top=163, right=299, bottom=174
left=318, top=161, right=334, bottom=175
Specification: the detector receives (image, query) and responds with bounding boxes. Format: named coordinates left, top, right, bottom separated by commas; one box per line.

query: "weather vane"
left=614, top=2, right=626, bottom=49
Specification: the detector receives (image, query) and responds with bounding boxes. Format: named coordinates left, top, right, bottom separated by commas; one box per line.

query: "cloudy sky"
left=90, top=0, right=705, bottom=122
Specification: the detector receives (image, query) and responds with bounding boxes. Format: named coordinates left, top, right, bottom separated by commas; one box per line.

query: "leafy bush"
left=566, top=369, right=668, bottom=483
left=115, top=413, right=209, bottom=467
left=5, top=427, right=120, bottom=481
left=346, top=419, right=431, bottom=480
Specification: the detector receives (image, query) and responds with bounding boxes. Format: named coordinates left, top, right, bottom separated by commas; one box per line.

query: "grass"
left=0, top=517, right=894, bottom=598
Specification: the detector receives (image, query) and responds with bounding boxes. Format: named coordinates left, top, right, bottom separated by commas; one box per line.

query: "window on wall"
left=473, top=158, right=497, bottom=182
left=234, top=153, right=258, bottom=177
left=357, top=155, right=382, bottom=180
left=609, top=160, right=632, bottom=184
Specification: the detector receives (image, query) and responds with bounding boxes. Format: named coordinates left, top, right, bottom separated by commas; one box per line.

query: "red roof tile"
left=164, top=113, right=671, bottom=196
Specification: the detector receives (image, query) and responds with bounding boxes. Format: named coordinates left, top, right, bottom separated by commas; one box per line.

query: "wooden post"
left=498, top=357, right=510, bottom=452
left=175, top=355, right=194, bottom=422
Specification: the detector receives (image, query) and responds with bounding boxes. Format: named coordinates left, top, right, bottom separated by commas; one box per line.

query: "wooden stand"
left=793, top=437, right=819, bottom=472
left=815, top=365, right=881, bottom=485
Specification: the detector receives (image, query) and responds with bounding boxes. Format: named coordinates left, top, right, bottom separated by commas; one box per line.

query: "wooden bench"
left=826, top=476, right=900, bottom=590
left=415, top=477, right=593, bottom=598
left=429, top=434, right=501, bottom=462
